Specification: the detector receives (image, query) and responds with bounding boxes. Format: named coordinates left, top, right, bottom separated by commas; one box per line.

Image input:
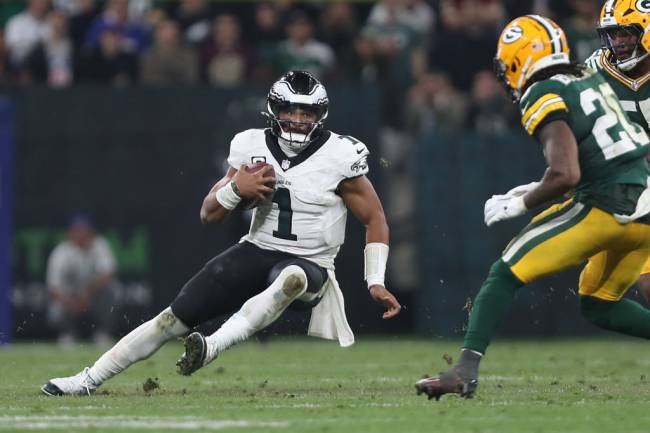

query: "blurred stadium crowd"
left=0, top=0, right=602, bottom=138
left=0, top=0, right=606, bottom=302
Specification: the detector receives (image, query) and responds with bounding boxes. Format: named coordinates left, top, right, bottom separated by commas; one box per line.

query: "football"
left=235, top=162, right=276, bottom=210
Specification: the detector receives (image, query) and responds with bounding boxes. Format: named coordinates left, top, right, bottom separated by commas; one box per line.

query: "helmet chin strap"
left=277, top=122, right=319, bottom=154
left=262, top=110, right=322, bottom=154
left=278, top=135, right=305, bottom=157
left=617, top=48, right=650, bottom=71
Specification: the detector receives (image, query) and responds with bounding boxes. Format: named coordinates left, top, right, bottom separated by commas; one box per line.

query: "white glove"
left=484, top=194, right=528, bottom=226
left=506, top=181, right=540, bottom=197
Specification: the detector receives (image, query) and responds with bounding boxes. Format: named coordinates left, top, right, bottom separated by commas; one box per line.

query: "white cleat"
left=41, top=367, right=99, bottom=396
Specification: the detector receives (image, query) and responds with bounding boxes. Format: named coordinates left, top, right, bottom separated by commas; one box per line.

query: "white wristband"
left=364, top=242, right=389, bottom=288
left=215, top=181, right=242, bottom=211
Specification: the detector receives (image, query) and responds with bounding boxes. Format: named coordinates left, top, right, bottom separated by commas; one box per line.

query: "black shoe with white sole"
left=176, top=332, right=208, bottom=376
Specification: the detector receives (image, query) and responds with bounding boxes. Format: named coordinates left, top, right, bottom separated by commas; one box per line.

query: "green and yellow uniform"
left=505, top=69, right=650, bottom=301
left=457, top=14, right=650, bottom=359
left=586, top=48, right=650, bottom=134
left=586, top=48, right=650, bottom=277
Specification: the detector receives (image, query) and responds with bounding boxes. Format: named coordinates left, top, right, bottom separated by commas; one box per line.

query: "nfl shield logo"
left=281, top=159, right=291, bottom=170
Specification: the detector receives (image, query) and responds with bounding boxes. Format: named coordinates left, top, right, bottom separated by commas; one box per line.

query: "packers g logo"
left=502, top=25, right=523, bottom=44
left=637, top=0, right=650, bottom=13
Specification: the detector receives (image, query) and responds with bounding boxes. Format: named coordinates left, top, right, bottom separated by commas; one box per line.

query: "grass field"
left=1, top=337, right=650, bottom=432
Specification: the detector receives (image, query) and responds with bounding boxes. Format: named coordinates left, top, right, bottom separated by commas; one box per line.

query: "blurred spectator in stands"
left=55, top=0, right=150, bottom=20
left=502, top=0, right=535, bottom=20
left=201, top=14, right=254, bottom=87
left=466, top=70, right=515, bottom=136
left=5, top=0, right=50, bottom=69
left=140, top=19, right=197, bottom=86
left=548, top=0, right=574, bottom=20
left=440, top=0, right=503, bottom=30
left=562, top=0, right=600, bottom=62
left=318, top=2, right=359, bottom=80
left=46, top=214, right=118, bottom=347
left=352, top=32, right=381, bottom=82
left=53, top=0, right=91, bottom=16
left=269, top=10, right=335, bottom=79
left=84, top=0, right=150, bottom=55
left=367, top=0, right=435, bottom=41
left=0, top=28, right=10, bottom=87
left=77, top=26, right=137, bottom=86
left=173, top=0, right=213, bottom=47
left=125, top=0, right=153, bottom=23
left=405, top=70, right=467, bottom=137
left=245, top=2, right=283, bottom=80
left=24, top=10, right=73, bottom=87
left=252, top=1, right=283, bottom=39
left=249, top=2, right=283, bottom=48
left=58, top=0, right=100, bottom=57
left=359, top=1, right=425, bottom=129
left=0, top=2, right=24, bottom=28
left=431, top=0, right=503, bottom=91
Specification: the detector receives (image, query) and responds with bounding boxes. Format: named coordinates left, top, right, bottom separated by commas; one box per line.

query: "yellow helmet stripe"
left=527, top=14, right=562, bottom=54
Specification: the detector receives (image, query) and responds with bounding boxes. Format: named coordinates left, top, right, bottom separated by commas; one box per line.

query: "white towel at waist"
left=614, top=177, right=650, bottom=224
left=307, top=269, right=354, bottom=347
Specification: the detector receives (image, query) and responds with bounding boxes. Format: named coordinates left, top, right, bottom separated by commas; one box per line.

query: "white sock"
left=204, top=313, right=254, bottom=361
left=204, top=265, right=307, bottom=362
left=461, top=348, right=484, bottom=357
left=88, top=307, right=189, bottom=384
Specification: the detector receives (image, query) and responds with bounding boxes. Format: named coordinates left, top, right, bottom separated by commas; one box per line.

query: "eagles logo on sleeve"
left=350, top=156, right=368, bottom=174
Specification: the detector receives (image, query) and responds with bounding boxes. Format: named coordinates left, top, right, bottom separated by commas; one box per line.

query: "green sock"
left=463, top=259, right=524, bottom=354
left=580, top=296, right=650, bottom=338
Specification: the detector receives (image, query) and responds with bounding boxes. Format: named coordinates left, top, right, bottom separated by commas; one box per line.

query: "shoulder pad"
left=585, top=48, right=606, bottom=71
left=549, top=74, right=575, bottom=85
left=330, top=133, right=371, bottom=178
left=228, top=129, right=265, bottom=169
left=520, top=79, right=566, bottom=113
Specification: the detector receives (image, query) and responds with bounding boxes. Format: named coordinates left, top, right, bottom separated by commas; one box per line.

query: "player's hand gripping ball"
left=235, top=162, right=276, bottom=210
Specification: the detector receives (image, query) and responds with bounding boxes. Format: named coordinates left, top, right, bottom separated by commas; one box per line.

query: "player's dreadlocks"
left=524, top=63, right=588, bottom=92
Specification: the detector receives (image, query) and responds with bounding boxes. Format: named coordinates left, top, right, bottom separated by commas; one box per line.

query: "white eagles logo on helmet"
left=264, top=71, right=329, bottom=153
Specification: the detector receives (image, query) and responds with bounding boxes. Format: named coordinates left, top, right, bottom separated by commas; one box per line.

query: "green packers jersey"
left=519, top=69, right=650, bottom=215
left=586, top=48, right=650, bottom=136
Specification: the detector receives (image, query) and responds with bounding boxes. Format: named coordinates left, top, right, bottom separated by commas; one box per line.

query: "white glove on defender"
left=484, top=194, right=528, bottom=226
left=506, top=181, right=540, bottom=197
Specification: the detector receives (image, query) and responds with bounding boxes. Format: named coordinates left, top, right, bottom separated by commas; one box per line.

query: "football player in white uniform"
left=41, top=70, right=401, bottom=396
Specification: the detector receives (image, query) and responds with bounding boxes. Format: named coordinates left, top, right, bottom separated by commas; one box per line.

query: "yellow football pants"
left=502, top=199, right=650, bottom=301
left=641, top=256, right=650, bottom=276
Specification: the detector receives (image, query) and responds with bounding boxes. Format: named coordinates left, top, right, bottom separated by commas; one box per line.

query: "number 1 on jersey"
left=272, top=187, right=297, bottom=241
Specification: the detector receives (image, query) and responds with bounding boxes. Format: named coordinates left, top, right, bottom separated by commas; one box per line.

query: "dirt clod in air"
left=143, top=377, right=160, bottom=393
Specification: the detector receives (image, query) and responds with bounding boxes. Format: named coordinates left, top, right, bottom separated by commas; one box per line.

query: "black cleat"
left=176, top=332, right=207, bottom=376
left=415, top=370, right=478, bottom=400
left=40, top=382, right=65, bottom=396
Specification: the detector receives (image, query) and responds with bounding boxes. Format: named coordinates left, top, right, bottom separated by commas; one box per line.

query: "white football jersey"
left=227, top=128, right=370, bottom=269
